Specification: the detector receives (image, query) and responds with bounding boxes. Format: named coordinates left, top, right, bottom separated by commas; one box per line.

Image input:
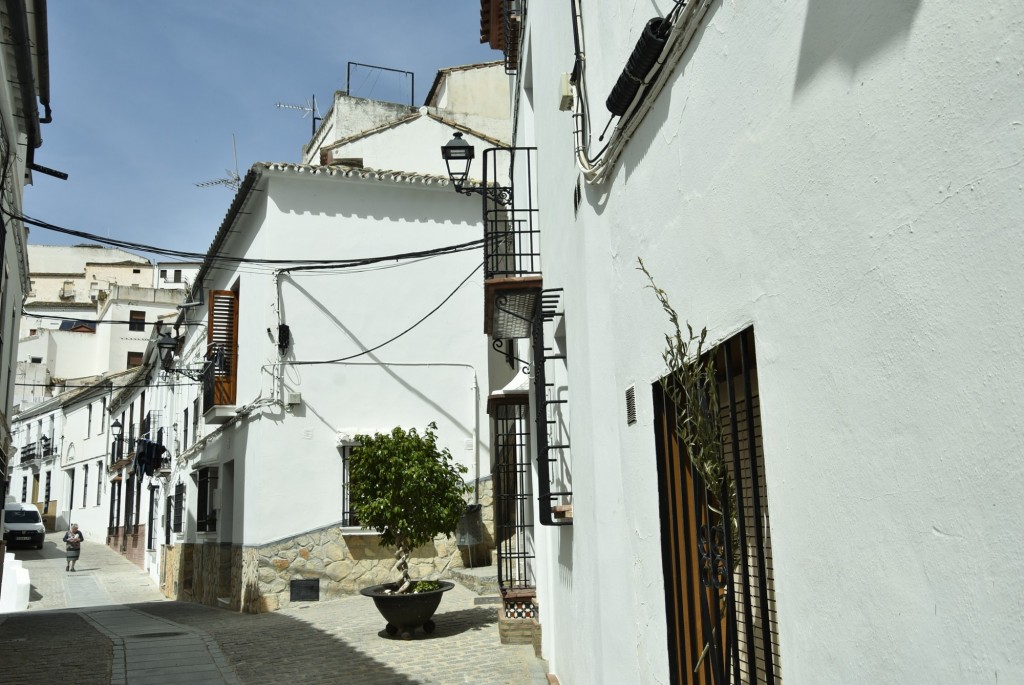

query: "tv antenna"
left=195, top=134, right=241, bottom=190
left=276, top=95, right=322, bottom=136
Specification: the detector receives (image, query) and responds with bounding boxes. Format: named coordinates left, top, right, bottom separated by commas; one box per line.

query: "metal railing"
left=482, top=147, right=540, bottom=282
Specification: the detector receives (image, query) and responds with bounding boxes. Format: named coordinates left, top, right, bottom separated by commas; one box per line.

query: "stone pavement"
left=0, top=532, right=549, bottom=684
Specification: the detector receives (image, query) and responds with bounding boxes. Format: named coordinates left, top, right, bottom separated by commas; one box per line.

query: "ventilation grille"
left=625, top=384, right=637, bottom=425
left=290, top=579, right=319, bottom=602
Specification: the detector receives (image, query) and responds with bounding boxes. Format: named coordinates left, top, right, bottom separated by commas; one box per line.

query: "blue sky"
left=24, top=1, right=495, bottom=258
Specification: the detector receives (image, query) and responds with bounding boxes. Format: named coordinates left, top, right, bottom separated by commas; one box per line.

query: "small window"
left=183, top=407, right=189, bottom=450
left=341, top=446, right=359, bottom=527
left=83, top=464, right=89, bottom=508
left=173, top=482, right=185, bottom=533
left=128, top=310, right=146, bottom=332
left=29, top=328, right=37, bottom=336
left=127, top=351, right=144, bottom=368
left=132, top=268, right=141, bottom=274
left=174, top=269, right=182, bottom=283
left=197, top=467, right=219, bottom=532
left=29, top=356, right=42, bottom=364
left=160, top=269, right=167, bottom=280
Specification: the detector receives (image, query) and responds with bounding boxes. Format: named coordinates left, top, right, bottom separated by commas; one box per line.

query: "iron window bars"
left=531, top=289, right=573, bottom=526
left=653, top=327, right=781, bottom=685
left=489, top=394, right=536, bottom=594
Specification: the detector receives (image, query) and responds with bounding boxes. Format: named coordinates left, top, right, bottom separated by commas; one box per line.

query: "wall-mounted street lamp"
left=441, top=132, right=511, bottom=205
left=157, top=332, right=209, bottom=382
left=111, top=419, right=123, bottom=441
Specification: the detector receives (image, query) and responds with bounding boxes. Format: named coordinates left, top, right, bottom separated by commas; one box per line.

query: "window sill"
left=339, top=527, right=379, bottom=537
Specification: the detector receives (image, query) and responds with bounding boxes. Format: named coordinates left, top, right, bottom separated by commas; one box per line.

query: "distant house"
left=137, top=63, right=512, bottom=611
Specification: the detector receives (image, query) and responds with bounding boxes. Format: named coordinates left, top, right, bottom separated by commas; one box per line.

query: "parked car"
left=2, top=501, right=45, bottom=549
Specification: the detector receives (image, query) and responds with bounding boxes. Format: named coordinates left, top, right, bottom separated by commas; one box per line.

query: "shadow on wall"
left=794, top=0, right=922, bottom=95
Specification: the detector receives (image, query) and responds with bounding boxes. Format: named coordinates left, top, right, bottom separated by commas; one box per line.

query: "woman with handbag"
left=63, top=523, right=83, bottom=572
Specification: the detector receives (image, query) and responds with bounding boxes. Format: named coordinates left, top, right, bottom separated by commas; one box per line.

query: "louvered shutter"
left=208, top=290, right=239, bottom=405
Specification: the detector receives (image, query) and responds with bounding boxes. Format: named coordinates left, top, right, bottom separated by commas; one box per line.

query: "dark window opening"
left=127, top=351, right=143, bottom=368
left=341, top=446, right=358, bottom=527
left=173, top=483, right=184, bottom=533
left=197, top=467, right=218, bottom=532
left=128, top=310, right=146, bottom=332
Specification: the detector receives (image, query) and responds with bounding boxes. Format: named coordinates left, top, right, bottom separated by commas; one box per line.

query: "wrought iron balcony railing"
left=481, top=146, right=542, bottom=340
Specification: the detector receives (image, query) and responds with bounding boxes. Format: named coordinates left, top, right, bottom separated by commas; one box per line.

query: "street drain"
left=133, top=632, right=187, bottom=639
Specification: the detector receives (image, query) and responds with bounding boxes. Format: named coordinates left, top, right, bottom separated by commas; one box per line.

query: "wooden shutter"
left=208, top=289, right=239, bottom=405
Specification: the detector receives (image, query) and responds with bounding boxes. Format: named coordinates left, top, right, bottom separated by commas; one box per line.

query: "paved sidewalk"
left=0, top=533, right=548, bottom=684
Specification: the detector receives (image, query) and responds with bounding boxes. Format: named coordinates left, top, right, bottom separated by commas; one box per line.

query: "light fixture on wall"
left=440, top=132, right=511, bottom=204
left=156, top=332, right=211, bottom=382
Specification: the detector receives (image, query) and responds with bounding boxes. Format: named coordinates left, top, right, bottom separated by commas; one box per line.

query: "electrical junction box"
left=285, top=391, right=302, bottom=406
left=559, top=73, right=574, bottom=111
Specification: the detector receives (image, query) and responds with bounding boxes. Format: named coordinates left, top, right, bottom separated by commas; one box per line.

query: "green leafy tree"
left=350, top=423, right=469, bottom=593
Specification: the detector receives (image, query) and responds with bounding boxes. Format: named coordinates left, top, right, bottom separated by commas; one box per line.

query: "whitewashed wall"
left=518, top=0, right=1024, bottom=683
left=182, top=166, right=496, bottom=548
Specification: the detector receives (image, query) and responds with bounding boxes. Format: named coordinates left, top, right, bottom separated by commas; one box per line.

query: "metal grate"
left=290, top=579, right=319, bottom=602
left=489, top=395, right=535, bottom=593
left=626, top=384, right=637, bottom=425
left=653, top=327, right=781, bottom=684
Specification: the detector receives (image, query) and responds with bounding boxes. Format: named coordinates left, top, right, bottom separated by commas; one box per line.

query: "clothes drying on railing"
left=132, top=438, right=169, bottom=478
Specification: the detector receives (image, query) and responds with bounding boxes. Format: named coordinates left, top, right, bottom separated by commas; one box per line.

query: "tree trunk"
left=394, top=537, right=412, bottom=593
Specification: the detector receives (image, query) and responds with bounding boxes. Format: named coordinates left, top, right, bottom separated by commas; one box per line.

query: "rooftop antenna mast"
left=195, top=134, right=241, bottom=191
left=275, top=95, right=322, bottom=137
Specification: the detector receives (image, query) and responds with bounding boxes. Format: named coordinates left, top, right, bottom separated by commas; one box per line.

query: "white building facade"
left=143, top=64, right=513, bottom=611
left=466, top=1, right=1024, bottom=684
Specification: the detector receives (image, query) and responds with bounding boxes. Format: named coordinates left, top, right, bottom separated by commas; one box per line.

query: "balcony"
left=19, top=443, right=38, bottom=465
left=202, top=346, right=236, bottom=423
left=481, top=147, right=542, bottom=340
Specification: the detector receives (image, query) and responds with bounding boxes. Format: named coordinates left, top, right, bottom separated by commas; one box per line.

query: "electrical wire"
left=2, top=207, right=485, bottom=269
left=285, top=261, right=483, bottom=366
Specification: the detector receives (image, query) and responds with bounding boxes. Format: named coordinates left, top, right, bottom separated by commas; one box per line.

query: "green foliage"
left=409, top=580, right=441, bottom=593
left=349, top=423, right=469, bottom=592
left=638, top=258, right=736, bottom=537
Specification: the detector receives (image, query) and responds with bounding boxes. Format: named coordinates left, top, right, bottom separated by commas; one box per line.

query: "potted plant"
left=351, top=423, right=469, bottom=639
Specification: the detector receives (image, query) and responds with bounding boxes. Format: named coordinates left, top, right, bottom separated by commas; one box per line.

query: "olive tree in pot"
left=351, top=423, right=469, bottom=638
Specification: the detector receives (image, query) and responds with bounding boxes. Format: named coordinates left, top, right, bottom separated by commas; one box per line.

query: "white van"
left=2, top=501, right=45, bottom=549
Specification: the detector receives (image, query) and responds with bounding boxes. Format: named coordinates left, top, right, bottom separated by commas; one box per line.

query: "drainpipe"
left=5, top=0, right=43, bottom=165
left=35, top=0, right=52, bottom=125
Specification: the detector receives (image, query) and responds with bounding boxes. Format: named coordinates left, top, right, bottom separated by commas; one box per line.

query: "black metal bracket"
left=492, top=338, right=530, bottom=375
left=460, top=184, right=512, bottom=206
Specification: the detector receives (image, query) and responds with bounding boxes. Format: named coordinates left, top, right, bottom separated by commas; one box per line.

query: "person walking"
left=63, top=523, right=83, bottom=572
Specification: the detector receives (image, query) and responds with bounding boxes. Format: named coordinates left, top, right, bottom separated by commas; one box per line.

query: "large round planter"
left=359, top=581, right=455, bottom=639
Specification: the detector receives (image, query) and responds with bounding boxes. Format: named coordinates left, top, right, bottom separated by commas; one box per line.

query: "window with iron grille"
left=109, top=479, right=122, bottom=534
left=340, top=446, right=359, bottom=527
left=165, top=495, right=173, bottom=545
left=147, top=488, right=157, bottom=550
left=21, top=476, right=26, bottom=502
left=83, top=465, right=89, bottom=507
left=128, top=310, right=146, bottom=332
left=96, top=461, right=102, bottom=506
left=182, top=407, right=189, bottom=449
left=173, top=483, right=184, bottom=533
left=124, top=474, right=135, bottom=530
left=653, top=327, right=781, bottom=684
left=197, top=467, right=218, bottom=532
left=488, top=395, right=535, bottom=594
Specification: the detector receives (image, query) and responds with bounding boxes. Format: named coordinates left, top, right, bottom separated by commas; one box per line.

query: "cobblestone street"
left=0, top=533, right=548, bottom=684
